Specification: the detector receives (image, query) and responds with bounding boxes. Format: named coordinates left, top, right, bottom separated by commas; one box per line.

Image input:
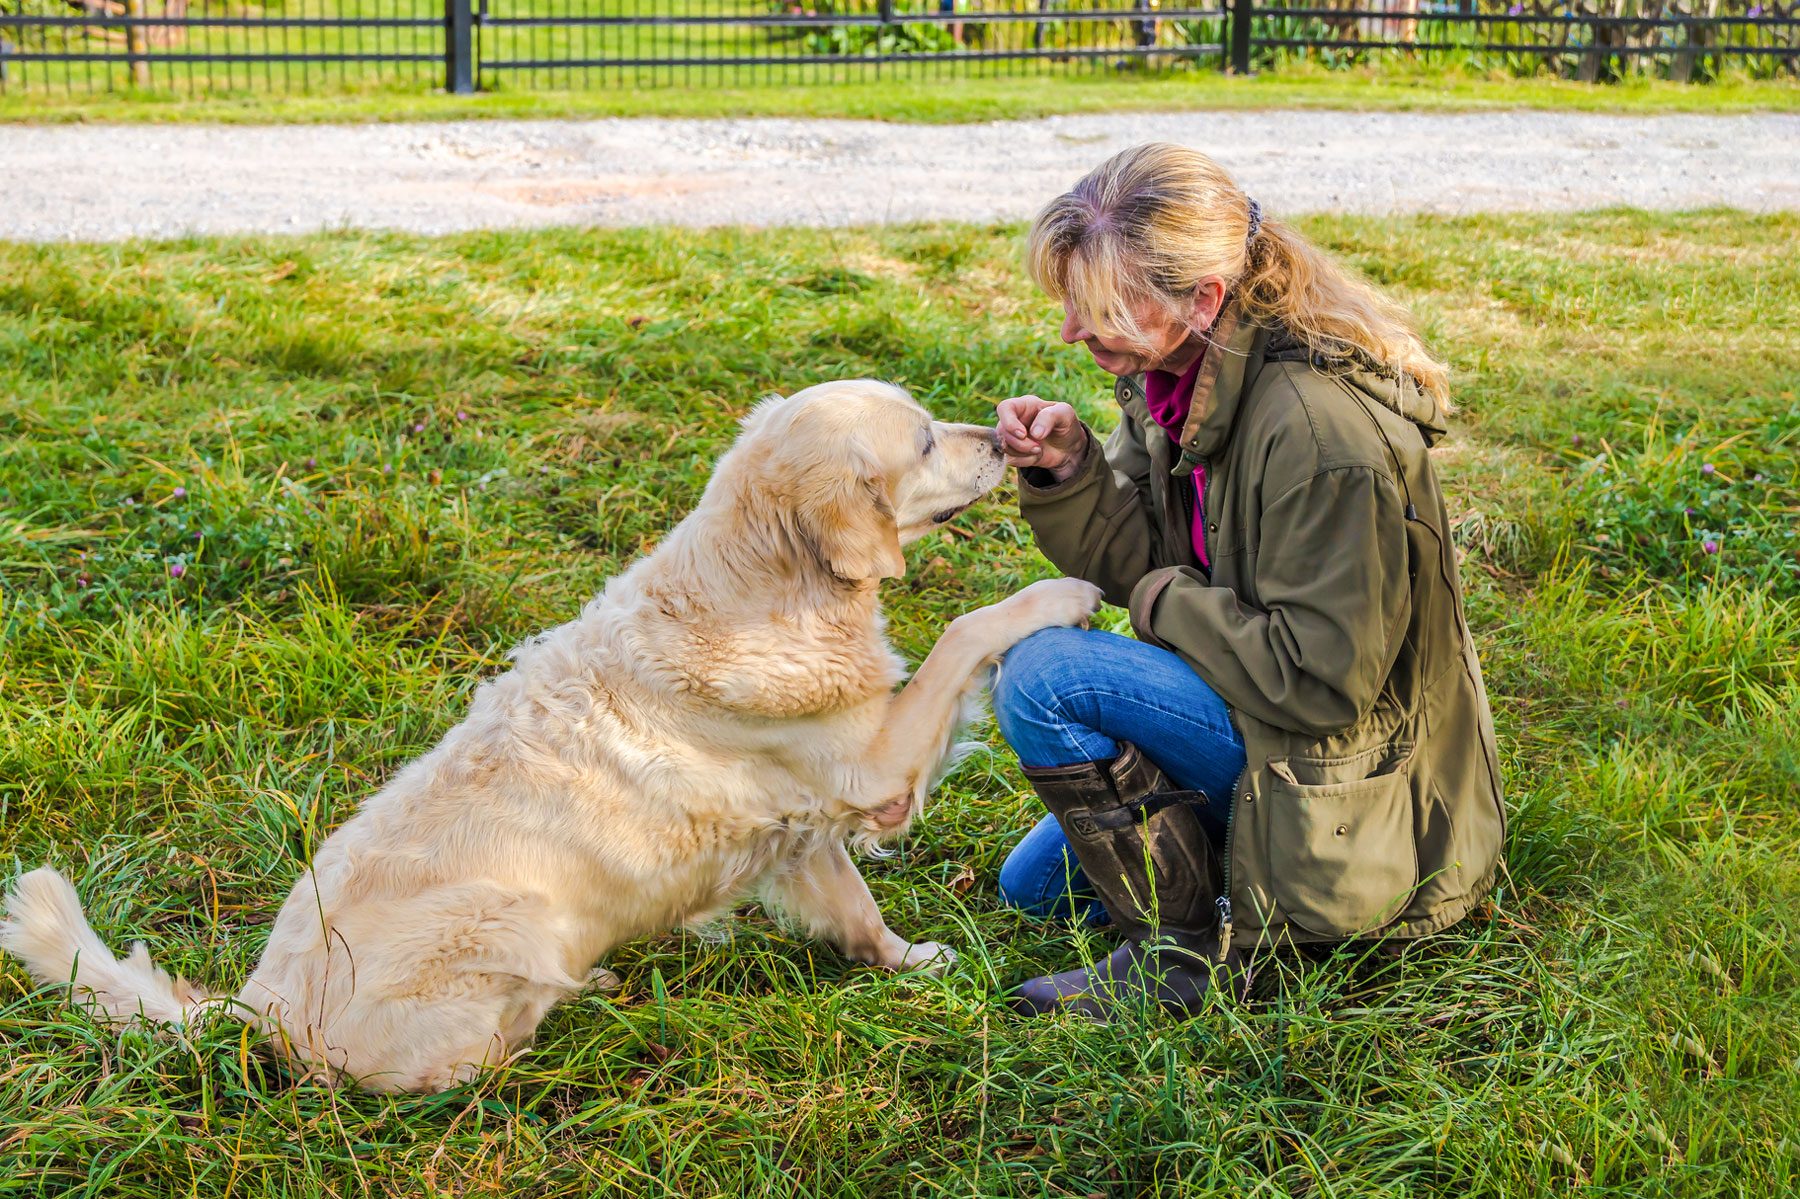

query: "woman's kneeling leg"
left=991, top=626, right=1246, bottom=920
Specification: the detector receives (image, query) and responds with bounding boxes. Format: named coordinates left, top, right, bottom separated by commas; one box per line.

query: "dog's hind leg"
left=763, top=840, right=955, bottom=975
left=292, top=884, right=584, bottom=1092
left=349, top=975, right=570, bottom=1094
left=400, top=980, right=566, bottom=1093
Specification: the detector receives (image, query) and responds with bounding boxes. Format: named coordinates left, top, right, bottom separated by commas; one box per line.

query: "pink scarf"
left=1142, top=358, right=1210, bottom=570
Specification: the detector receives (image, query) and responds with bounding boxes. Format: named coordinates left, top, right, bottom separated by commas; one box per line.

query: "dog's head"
left=730, top=380, right=1007, bottom=583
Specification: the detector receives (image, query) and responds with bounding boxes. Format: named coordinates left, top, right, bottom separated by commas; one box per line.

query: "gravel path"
left=7, top=110, right=1797, bottom=240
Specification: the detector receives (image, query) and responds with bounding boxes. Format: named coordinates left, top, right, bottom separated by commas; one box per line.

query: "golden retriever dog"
left=2, top=380, right=1102, bottom=1093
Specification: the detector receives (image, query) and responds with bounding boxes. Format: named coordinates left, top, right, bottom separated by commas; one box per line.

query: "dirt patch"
left=2, top=111, right=1795, bottom=241
left=479, top=174, right=729, bottom=208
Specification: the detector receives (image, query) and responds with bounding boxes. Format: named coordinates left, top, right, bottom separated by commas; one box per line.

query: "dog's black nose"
left=987, top=428, right=1004, bottom=455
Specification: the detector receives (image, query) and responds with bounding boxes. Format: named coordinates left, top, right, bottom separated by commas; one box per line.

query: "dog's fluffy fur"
left=2, top=380, right=1102, bottom=1093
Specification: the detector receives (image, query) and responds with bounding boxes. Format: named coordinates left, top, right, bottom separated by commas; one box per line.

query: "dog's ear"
left=803, top=466, right=905, bottom=583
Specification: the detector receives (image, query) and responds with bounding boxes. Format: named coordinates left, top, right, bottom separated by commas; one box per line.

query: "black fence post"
left=446, top=0, right=474, bottom=94
left=1229, top=0, right=1253, bottom=74
left=877, top=0, right=893, bottom=79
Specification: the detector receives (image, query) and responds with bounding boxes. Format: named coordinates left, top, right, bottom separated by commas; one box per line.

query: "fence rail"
left=0, top=0, right=1793, bottom=94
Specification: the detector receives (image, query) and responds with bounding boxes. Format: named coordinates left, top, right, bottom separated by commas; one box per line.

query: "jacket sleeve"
left=1016, top=415, right=1160, bottom=609
left=1127, top=465, right=1409, bottom=738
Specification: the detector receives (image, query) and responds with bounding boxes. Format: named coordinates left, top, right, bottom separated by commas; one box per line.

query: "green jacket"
left=1018, top=308, right=1506, bottom=948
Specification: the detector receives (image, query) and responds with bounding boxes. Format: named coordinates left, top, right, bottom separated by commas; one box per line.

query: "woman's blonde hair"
left=1026, top=142, right=1450, bottom=406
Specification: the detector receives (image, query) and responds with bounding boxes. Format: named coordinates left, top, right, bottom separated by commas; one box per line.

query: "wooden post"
left=125, top=0, right=150, bottom=88
left=1670, top=0, right=1696, bottom=83
left=1576, top=0, right=1603, bottom=81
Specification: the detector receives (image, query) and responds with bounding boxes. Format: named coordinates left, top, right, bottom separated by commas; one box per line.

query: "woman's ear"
left=1190, top=276, right=1228, bottom=334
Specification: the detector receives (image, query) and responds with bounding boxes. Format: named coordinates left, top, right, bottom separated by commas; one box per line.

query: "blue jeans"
left=993, top=626, right=1247, bottom=923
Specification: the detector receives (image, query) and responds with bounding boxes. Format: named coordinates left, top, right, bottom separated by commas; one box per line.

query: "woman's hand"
left=996, top=395, right=1086, bottom=483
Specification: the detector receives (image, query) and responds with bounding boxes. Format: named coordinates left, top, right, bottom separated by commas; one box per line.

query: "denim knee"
left=992, top=626, right=1090, bottom=742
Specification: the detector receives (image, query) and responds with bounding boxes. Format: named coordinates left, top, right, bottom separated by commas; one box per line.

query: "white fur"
left=1, top=380, right=1102, bottom=1093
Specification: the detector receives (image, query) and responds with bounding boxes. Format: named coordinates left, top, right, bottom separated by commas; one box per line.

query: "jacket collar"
left=1116, top=308, right=1450, bottom=468
left=1116, top=304, right=1268, bottom=474
left=1108, top=304, right=1267, bottom=471
left=1179, top=304, right=1265, bottom=464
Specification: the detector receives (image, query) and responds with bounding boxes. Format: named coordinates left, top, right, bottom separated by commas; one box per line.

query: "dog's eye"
left=921, top=435, right=935, bottom=457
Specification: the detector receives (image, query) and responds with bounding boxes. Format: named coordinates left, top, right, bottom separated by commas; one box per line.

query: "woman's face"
left=1058, top=278, right=1226, bottom=378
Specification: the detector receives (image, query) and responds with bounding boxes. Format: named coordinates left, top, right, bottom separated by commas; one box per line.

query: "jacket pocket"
left=1267, top=744, right=1418, bottom=938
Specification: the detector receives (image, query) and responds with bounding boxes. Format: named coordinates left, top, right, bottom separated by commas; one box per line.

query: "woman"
left=993, top=144, right=1505, bottom=1019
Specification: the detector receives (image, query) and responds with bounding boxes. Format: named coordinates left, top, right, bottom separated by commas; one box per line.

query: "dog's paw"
left=896, top=941, right=957, bottom=976
left=583, top=966, right=622, bottom=993
left=992, top=577, right=1105, bottom=640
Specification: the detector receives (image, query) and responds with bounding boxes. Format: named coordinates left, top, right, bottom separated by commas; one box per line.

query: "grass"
left=1, top=210, right=1797, bottom=1196
left=3, top=66, right=1798, bottom=125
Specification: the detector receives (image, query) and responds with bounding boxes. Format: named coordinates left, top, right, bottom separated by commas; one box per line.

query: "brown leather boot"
left=1011, top=743, right=1246, bottom=1020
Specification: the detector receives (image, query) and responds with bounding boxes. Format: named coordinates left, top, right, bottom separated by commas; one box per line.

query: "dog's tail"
left=1, top=867, right=220, bottom=1027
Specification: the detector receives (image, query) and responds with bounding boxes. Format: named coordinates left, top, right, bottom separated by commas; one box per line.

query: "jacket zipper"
left=1195, top=452, right=1235, bottom=960
left=1171, top=443, right=1213, bottom=577
left=1174, top=461, right=1199, bottom=569
left=1217, top=765, right=1241, bottom=962
left=1165, top=440, right=1235, bottom=955
left=1194, top=472, right=1210, bottom=574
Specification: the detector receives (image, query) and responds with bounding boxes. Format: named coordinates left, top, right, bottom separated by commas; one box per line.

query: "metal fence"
left=0, top=0, right=1794, bottom=94
left=1245, top=3, right=1800, bottom=82
left=472, top=1, right=1224, bottom=91
left=0, top=0, right=442, bottom=93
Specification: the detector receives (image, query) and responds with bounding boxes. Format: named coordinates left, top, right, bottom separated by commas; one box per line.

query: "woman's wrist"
left=1046, top=437, right=1088, bottom=483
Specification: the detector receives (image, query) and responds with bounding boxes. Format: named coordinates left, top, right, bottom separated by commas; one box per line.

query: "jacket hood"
left=1342, top=363, right=1448, bottom=448
left=1263, top=322, right=1448, bottom=448
left=1169, top=312, right=1448, bottom=463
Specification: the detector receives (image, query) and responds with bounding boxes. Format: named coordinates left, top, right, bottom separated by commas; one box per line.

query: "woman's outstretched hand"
left=996, top=395, right=1086, bottom=483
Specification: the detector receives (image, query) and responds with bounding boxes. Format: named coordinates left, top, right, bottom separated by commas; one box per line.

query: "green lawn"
left=3, top=68, right=1798, bottom=124
left=1, top=212, right=1797, bottom=1196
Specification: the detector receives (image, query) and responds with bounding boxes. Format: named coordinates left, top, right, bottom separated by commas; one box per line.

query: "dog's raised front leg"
left=847, top=577, right=1103, bottom=832
left=763, top=840, right=954, bottom=974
